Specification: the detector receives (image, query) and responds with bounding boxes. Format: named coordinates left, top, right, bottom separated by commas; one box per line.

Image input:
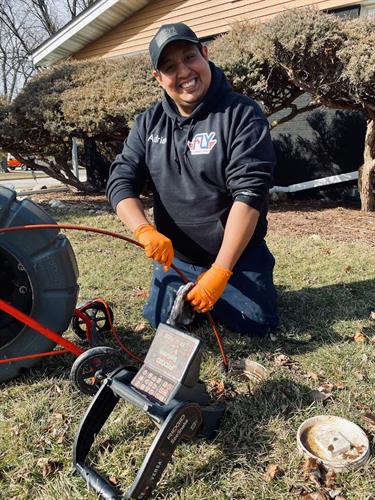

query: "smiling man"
left=106, top=23, right=278, bottom=337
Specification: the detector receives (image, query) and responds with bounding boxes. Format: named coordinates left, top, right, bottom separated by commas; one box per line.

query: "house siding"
left=74, top=0, right=360, bottom=60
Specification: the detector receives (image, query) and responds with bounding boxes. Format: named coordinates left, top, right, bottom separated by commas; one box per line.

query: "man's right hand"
left=134, top=223, right=174, bottom=272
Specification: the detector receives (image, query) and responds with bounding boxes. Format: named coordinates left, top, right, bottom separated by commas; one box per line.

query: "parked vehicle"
left=6, top=153, right=34, bottom=171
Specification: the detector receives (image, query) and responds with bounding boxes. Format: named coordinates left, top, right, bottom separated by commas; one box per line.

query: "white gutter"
left=271, top=171, right=358, bottom=193
left=32, top=0, right=151, bottom=67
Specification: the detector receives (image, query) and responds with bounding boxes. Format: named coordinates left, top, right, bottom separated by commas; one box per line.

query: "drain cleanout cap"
left=297, top=415, right=370, bottom=471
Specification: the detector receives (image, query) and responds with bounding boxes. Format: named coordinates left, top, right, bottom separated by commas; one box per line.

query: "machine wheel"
left=0, top=187, right=79, bottom=382
left=72, top=301, right=114, bottom=340
left=70, top=346, right=124, bottom=395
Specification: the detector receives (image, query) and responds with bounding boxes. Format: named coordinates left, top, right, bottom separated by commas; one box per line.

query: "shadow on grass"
left=202, top=278, right=375, bottom=360
left=3, top=276, right=374, bottom=389
left=160, top=376, right=312, bottom=493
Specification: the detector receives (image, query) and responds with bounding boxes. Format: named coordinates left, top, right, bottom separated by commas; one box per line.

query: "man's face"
left=153, top=41, right=211, bottom=116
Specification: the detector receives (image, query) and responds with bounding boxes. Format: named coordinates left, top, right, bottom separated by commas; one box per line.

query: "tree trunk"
left=358, top=119, right=375, bottom=212
left=83, top=138, right=110, bottom=191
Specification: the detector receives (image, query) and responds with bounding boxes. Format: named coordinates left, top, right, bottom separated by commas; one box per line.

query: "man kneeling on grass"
left=106, top=23, right=278, bottom=337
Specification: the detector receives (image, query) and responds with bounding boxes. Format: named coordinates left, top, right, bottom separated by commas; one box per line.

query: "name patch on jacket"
left=187, top=132, right=217, bottom=155
left=148, top=134, right=167, bottom=144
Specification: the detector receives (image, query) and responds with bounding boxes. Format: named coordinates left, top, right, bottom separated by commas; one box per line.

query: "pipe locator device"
left=73, top=323, right=225, bottom=499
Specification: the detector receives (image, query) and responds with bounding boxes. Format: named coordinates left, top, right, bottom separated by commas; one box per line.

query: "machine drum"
left=0, top=187, right=79, bottom=382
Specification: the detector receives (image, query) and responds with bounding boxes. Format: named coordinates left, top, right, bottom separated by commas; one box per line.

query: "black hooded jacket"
left=106, top=62, right=275, bottom=266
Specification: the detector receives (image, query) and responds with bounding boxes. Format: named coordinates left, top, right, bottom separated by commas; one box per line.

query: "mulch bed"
left=30, top=191, right=375, bottom=247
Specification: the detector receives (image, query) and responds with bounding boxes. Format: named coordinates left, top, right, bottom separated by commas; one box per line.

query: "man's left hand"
left=186, top=263, right=233, bottom=313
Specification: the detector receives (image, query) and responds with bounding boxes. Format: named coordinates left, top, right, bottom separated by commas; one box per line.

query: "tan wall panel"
left=75, top=0, right=359, bottom=60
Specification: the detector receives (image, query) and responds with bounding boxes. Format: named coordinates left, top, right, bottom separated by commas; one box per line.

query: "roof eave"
left=32, top=0, right=151, bottom=67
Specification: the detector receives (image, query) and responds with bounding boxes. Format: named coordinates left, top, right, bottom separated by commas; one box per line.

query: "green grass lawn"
left=0, top=206, right=374, bottom=499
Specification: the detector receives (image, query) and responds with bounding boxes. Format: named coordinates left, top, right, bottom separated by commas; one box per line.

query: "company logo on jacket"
left=187, top=132, right=217, bottom=155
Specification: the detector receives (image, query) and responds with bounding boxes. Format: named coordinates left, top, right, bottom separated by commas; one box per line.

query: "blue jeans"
left=143, top=241, right=278, bottom=337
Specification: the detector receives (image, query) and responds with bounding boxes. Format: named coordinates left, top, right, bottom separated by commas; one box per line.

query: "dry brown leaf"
left=335, top=383, right=345, bottom=390
left=353, top=331, right=367, bottom=343
left=355, top=369, right=368, bottom=381
left=134, top=321, right=148, bottom=333
left=264, top=463, right=283, bottom=481
left=133, top=288, right=149, bottom=298
left=318, top=382, right=334, bottom=393
left=301, top=458, right=325, bottom=491
left=96, top=437, right=113, bottom=453
left=342, top=444, right=365, bottom=460
left=311, top=382, right=335, bottom=402
left=305, top=371, right=320, bottom=381
left=324, top=469, right=337, bottom=489
left=274, top=353, right=300, bottom=370
left=109, top=475, right=119, bottom=486
left=310, top=389, right=331, bottom=402
left=343, top=265, right=352, bottom=273
left=208, top=379, right=237, bottom=401
left=363, top=412, right=375, bottom=428
left=36, top=458, right=61, bottom=477
left=302, top=457, right=319, bottom=478
left=304, top=493, right=328, bottom=500
left=274, top=354, right=290, bottom=366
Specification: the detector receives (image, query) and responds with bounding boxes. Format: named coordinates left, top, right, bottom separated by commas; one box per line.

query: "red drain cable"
left=0, top=224, right=229, bottom=370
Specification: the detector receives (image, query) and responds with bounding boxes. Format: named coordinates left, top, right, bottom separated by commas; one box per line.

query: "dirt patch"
left=28, top=191, right=375, bottom=247
left=30, top=191, right=112, bottom=212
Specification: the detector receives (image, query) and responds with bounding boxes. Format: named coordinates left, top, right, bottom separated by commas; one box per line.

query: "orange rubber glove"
left=134, top=224, right=174, bottom=272
left=186, top=263, right=233, bottom=313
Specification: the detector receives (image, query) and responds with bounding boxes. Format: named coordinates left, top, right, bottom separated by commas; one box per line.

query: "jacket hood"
left=161, top=61, right=232, bottom=123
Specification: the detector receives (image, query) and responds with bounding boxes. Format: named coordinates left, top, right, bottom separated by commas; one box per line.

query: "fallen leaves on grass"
left=109, top=475, right=119, bottom=486
left=96, top=437, right=114, bottom=453
left=318, top=382, right=334, bottom=394
left=264, top=463, right=283, bottom=481
left=310, top=382, right=335, bottom=402
left=343, top=265, right=352, bottom=273
left=321, top=247, right=331, bottom=255
left=302, top=457, right=323, bottom=487
left=134, top=321, right=148, bottom=333
left=362, top=412, right=375, bottom=429
left=341, top=444, right=365, bottom=460
left=310, top=390, right=331, bottom=403
left=305, top=372, right=320, bottom=382
left=36, top=458, right=62, bottom=477
left=274, top=353, right=300, bottom=371
left=299, top=458, right=344, bottom=499
left=42, top=413, right=72, bottom=445
left=133, top=288, right=149, bottom=298
left=354, top=369, right=369, bottom=382
left=208, top=379, right=238, bottom=401
left=353, top=331, right=367, bottom=343
left=301, top=492, right=328, bottom=500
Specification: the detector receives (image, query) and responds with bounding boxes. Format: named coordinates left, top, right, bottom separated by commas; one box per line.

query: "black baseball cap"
left=149, top=23, right=201, bottom=70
